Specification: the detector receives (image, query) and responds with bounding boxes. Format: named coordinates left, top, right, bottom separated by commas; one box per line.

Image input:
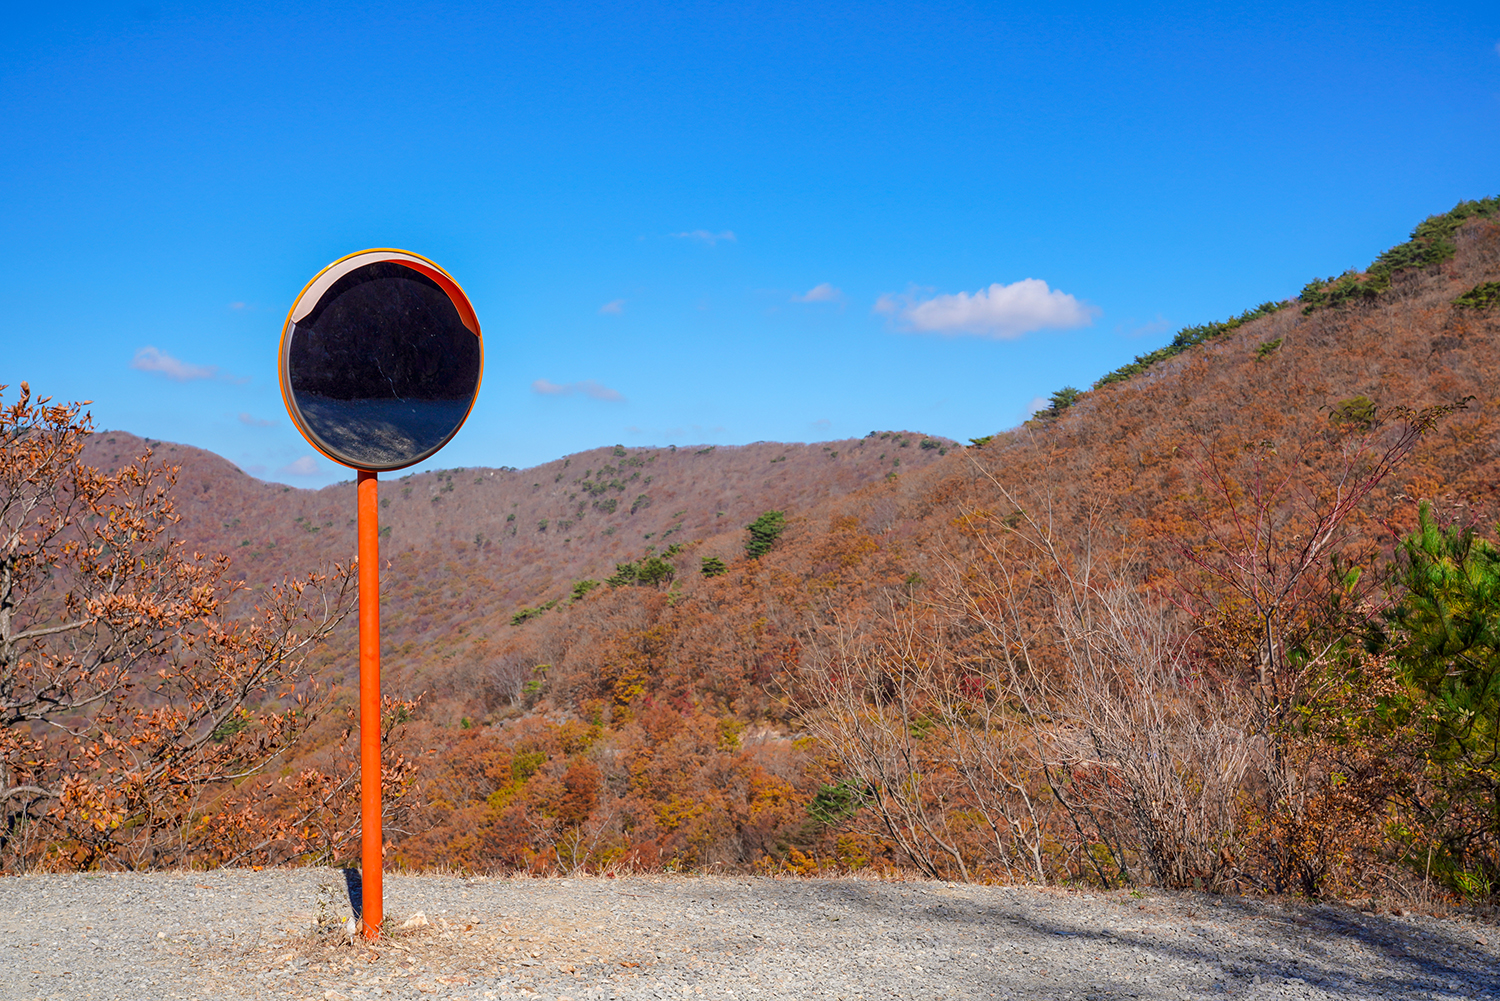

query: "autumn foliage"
left=8, top=203, right=1500, bottom=905
left=0, top=383, right=386, bottom=870
left=385, top=205, right=1500, bottom=900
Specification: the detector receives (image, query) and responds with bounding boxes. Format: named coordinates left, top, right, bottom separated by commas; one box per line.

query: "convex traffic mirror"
left=279, top=249, right=483, bottom=471
left=278, top=248, right=483, bottom=939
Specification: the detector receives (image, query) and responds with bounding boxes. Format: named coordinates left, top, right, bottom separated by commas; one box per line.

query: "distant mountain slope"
left=78, top=202, right=1500, bottom=714
left=999, top=196, right=1500, bottom=437
left=79, top=430, right=955, bottom=675
left=376, top=203, right=1500, bottom=875
left=75, top=201, right=1500, bottom=882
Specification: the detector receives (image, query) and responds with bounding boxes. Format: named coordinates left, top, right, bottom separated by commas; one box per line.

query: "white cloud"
left=599, top=299, right=626, bottom=315
left=671, top=229, right=736, bottom=246
left=238, top=412, right=276, bottom=427
left=131, top=346, right=218, bottom=381
left=229, top=301, right=249, bottom=310
left=531, top=378, right=625, bottom=402
left=812, top=418, right=832, bottom=429
left=875, top=279, right=1097, bottom=338
left=1027, top=396, right=1049, bottom=415
left=279, top=456, right=321, bottom=476
left=794, top=283, right=842, bottom=303
left=578, top=380, right=623, bottom=401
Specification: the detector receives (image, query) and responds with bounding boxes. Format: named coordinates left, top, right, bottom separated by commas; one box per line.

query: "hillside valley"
left=78, top=429, right=956, bottom=692
left=10, top=199, right=1500, bottom=902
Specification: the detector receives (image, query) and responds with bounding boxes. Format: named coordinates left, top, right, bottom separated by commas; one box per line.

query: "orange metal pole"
left=357, top=469, right=382, bottom=940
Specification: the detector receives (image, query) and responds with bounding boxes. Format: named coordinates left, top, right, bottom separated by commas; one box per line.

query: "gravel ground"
left=2, top=869, right=1496, bottom=1001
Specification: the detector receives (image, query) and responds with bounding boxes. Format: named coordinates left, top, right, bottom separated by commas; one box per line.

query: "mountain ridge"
left=27, top=200, right=1500, bottom=891
left=78, top=427, right=957, bottom=631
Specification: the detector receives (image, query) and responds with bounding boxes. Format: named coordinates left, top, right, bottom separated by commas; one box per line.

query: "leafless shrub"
left=799, top=467, right=1256, bottom=889
left=480, top=653, right=534, bottom=710
left=798, top=612, right=1036, bottom=882
left=936, top=475, right=1255, bottom=889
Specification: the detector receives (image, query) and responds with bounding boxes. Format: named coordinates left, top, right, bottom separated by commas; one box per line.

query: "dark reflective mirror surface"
left=285, top=261, right=481, bottom=470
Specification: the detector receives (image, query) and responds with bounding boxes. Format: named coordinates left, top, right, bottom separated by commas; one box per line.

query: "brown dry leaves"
left=1, top=385, right=358, bottom=871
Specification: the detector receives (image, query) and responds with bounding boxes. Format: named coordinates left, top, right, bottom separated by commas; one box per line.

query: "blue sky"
left=4, top=1, right=1498, bottom=487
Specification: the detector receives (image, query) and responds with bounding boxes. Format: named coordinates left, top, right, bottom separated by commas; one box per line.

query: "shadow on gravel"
left=342, top=868, right=363, bottom=921
left=751, top=882, right=1497, bottom=998
left=1221, top=901, right=1500, bottom=998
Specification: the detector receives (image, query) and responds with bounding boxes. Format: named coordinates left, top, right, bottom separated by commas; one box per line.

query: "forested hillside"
left=74, top=429, right=953, bottom=685
left=372, top=200, right=1500, bottom=898
left=6, top=200, right=1499, bottom=905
